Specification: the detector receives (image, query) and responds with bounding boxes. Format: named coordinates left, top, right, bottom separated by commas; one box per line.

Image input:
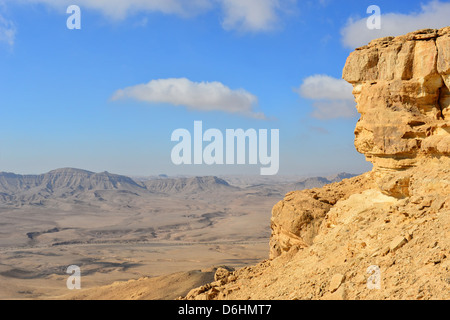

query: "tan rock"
left=390, top=236, right=408, bottom=252
left=269, top=173, right=376, bottom=258
left=343, top=27, right=450, bottom=183
left=214, top=267, right=234, bottom=282
left=437, top=34, right=450, bottom=74
left=329, top=274, right=345, bottom=293
left=323, top=285, right=347, bottom=300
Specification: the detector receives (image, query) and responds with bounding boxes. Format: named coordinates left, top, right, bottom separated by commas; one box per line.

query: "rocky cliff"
left=183, top=28, right=450, bottom=300
left=270, top=27, right=450, bottom=259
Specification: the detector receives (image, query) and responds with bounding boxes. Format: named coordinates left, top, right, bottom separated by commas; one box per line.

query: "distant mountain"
left=0, top=169, right=358, bottom=205
left=0, top=168, right=148, bottom=205
left=292, top=173, right=358, bottom=190
left=231, top=172, right=360, bottom=197
left=143, top=176, right=236, bottom=194
left=293, top=177, right=331, bottom=190
left=0, top=169, right=238, bottom=204
left=327, top=172, right=358, bottom=183
left=0, top=168, right=144, bottom=193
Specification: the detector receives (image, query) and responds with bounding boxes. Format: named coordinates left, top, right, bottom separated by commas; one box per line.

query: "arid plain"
left=0, top=168, right=353, bottom=299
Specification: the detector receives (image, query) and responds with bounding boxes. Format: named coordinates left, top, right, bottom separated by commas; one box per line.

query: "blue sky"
left=0, top=0, right=449, bottom=176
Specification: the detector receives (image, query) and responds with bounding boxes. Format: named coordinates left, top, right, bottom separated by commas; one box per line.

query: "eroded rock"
left=343, top=28, right=450, bottom=175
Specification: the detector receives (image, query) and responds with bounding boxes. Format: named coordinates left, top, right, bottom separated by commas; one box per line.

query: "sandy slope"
left=62, top=268, right=218, bottom=300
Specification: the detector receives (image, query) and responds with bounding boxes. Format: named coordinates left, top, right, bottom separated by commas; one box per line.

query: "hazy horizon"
left=0, top=165, right=370, bottom=179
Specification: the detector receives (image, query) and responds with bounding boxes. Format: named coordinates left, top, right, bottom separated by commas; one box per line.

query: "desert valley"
left=0, top=168, right=354, bottom=299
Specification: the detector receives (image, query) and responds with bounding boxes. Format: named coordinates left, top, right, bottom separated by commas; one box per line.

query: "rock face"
left=343, top=28, right=450, bottom=199
left=344, top=28, right=450, bottom=170
left=183, top=28, right=450, bottom=300
left=270, top=28, right=450, bottom=259
left=269, top=173, right=376, bottom=258
left=344, top=28, right=450, bottom=208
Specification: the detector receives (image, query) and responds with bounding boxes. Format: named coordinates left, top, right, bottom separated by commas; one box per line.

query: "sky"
left=0, top=0, right=449, bottom=177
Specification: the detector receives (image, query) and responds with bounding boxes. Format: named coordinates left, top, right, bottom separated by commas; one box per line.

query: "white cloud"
left=297, top=74, right=354, bottom=101
left=295, top=75, right=357, bottom=120
left=309, top=100, right=357, bottom=120
left=220, top=0, right=282, bottom=32
left=0, top=13, right=15, bottom=47
left=9, top=0, right=291, bottom=32
left=12, top=0, right=212, bottom=19
left=341, top=0, right=450, bottom=48
left=112, top=78, right=265, bottom=119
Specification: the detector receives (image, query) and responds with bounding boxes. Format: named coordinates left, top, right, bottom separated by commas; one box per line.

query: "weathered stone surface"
left=269, top=173, right=376, bottom=258
left=329, top=274, right=345, bottom=293
left=390, top=236, right=408, bottom=252
left=214, top=267, right=235, bottom=282
left=343, top=28, right=450, bottom=177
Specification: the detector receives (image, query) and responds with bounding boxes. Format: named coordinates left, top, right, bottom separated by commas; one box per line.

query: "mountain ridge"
left=0, top=168, right=358, bottom=205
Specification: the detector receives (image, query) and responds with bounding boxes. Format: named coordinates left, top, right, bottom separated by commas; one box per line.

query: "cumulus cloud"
left=0, top=13, right=15, bottom=47
left=341, top=0, right=450, bottom=48
left=309, top=100, right=357, bottom=120
left=11, top=0, right=212, bottom=19
left=220, top=0, right=283, bottom=32
left=112, top=78, right=265, bottom=119
left=295, top=75, right=357, bottom=120
left=10, top=0, right=291, bottom=32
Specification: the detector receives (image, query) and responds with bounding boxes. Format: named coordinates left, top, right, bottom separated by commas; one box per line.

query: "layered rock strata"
left=270, top=28, right=450, bottom=258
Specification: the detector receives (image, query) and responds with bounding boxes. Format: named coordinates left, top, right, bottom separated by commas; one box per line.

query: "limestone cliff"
left=269, top=28, right=450, bottom=259
left=344, top=28, right=450, bottom=171
left=183, top=28, right=450, bottom=300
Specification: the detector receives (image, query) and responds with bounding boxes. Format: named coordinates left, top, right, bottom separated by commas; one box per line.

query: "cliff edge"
left=183, top=28, right=450, bottom=300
